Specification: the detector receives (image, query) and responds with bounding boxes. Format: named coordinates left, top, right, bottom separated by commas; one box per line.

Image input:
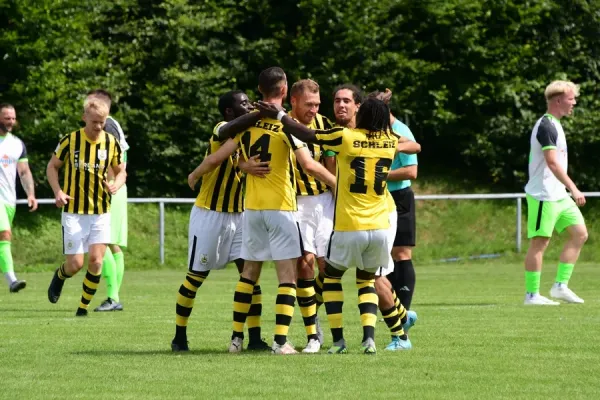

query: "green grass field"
left=2, top=262, right=599, bottom=399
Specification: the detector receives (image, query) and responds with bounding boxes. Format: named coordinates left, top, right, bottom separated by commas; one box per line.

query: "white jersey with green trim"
left=104, top=116, right=129, bottom=152
left=524, top=114, right=568, bottom=201
left=0, top=133, right=28, bottom=205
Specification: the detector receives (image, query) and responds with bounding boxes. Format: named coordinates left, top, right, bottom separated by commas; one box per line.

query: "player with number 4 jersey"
left=189, top=67, right=335, bottom=355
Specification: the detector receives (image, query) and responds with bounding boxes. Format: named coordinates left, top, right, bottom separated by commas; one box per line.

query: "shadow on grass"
left=0, top=309, right=76, bottom=313
left=70, top=349, right=269, bottom=356
left=417, top=303, right=498, bottom=307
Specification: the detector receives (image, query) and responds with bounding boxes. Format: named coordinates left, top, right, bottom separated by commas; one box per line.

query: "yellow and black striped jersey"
left=315, top=127, right=398, bottom=231
left=54, top=128, right=123, bottom=214
left=292, top=113, right=336, bottom=196
left=195, top=121, right=244, bottom=213
left=237, top=117, right=305, bottom=211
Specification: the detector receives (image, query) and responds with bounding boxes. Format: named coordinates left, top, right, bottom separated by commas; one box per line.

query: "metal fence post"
left=516, top=197, right=522, bottom=253
left=159, top=201, right=165, bottom=264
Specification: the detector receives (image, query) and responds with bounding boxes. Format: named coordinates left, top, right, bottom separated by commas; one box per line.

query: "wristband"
left=276, top=110, right=286, bottom=121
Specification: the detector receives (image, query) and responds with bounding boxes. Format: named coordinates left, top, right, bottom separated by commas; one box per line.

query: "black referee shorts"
left=390, top=187, right=416, bottom=247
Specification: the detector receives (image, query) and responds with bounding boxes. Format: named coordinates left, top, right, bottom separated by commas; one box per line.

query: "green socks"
left=113, top=251, right=125, bottom=292
left=102, top=248, right=119, bottom=302
left=556, top=262, right=574, bottom=285
left=0, top=241, right=13, bottom=274
left=0, top=240, right=15, bottom=284
left=526, top=263, right=575, bottom=294
left=525, top=270, right=541, bottom=294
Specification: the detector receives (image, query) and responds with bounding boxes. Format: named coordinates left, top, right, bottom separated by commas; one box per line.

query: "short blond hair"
left=290, top=79, right=319, bottom=98
left=545, top=80, right=580, bottom=101
left=83, top=97, right=109, bottom=117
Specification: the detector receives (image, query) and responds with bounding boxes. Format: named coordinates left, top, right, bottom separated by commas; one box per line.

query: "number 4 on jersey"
left=242, top=132, right=272, bottom=162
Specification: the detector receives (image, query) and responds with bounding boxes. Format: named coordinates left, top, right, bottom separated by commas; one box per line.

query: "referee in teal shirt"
left=387, top=116, right=418, bottom=312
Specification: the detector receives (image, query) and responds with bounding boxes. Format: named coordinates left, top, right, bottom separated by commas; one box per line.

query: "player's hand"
left=27, top=196, right=38, bottom=212
left=188, top=173, right=199, bottom=191
left=103, top=180, right=118, bottom=195
left=379, top=88, right=392, bottom=104
left=368, top=88, right=392, bottom=104
left=54, top=190, right=71, bottom=207
left=572, top=189, right=586, bottom=206
left=255, top=101, right=285, bottom=119
left=239, top=155, right=271, bottom=178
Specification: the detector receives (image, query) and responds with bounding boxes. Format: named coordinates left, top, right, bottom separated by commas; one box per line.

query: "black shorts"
left=390, top=187, right=416, bottom=247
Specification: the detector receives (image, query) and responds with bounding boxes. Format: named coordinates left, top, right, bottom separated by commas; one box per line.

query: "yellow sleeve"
left=211, top=121, right=227, bottom=141
left=111, top=139, right=123, bottom=167
left=54, top=134, right=71, bottom=162
left=282, top=132, right=306, bottom=151
left=315, top=127, right=344, bottom=153
left=236, top=131, right=249, bottom=160
left=321, top=115, right=335, bottom=130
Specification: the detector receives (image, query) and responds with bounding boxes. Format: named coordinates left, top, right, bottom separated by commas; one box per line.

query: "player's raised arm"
left=215, top=92, right=258, bottom=141
left=396, top=136, right=421, bottom=155
left=256, top=101, right=317, bottom=143
left=188, top=138, right=239, bottom=189
left=216, top=112, right=261, bottom=141
left=294, top=146, right=336, bottom=188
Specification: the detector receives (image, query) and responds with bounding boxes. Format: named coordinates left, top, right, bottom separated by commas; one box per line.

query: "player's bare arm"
left=387, top=165, right=417, bottom=182
left=105, top=163, right=127, bottom=195
left=323, top=155, right=336, bottom=176
left=256, top=101, right=317, bottom=143
left=188, top=138, right=239, bottom=189
left=294, top=147, right=336, bottom=188
left=543, top=149, right=585, bottom=206
left=396, top=137, right=421, bottom=155
left=46, top=155, right=70, bottom=207
left=17, top=161, right=38, bottom=211
left=238, top=154, right=271, bottom=178
left=216, top=112, right=261, bottom=141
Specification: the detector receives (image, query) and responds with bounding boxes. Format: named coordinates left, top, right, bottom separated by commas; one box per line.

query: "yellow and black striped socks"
left=57, top=263, right=71, bottom=280
left=392, top=288, right=408, bottom=326
left=78, top=270, right=101, bottom=310
left=174, top=271, right=208, bottom=341
left=314, top=272, right=324, bottom=308
left=381, top=306, right=406, bottom=339
left=274, top=283, right=296, bottom=346
left=323, top=274, right=344, bottom=343
left=297, top=279, right=318, bottom=341
left=232, top=277, right=255, bottom=339
left=356, top=278, right=378, bottom=343
left=246, top=283, right=263, bottom=343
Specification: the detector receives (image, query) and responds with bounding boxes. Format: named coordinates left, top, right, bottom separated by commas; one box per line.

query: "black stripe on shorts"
left=535, top=201, right=544, bottom=231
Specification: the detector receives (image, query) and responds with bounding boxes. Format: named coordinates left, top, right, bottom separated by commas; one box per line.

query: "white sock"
left=5, top=271, right=16, bottom=285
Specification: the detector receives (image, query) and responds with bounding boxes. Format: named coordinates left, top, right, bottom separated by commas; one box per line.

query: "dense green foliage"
left=2, top=0, right=599, bottom=196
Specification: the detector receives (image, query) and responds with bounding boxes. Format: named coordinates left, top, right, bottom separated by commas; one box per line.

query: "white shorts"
left=188, top=206, right=242, bottom=272
left=241, top=210, right=303, bottom=261
left=297, top=192, right=334, bottom=257
left=62, top=212, right=111, bottom=255
left=375, top=211, right=397, bottom=277
left=325, top=229, right=389, bottom=273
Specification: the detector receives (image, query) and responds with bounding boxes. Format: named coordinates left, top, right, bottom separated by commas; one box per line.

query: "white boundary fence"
left=19, top=193, right=600, bottom=264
